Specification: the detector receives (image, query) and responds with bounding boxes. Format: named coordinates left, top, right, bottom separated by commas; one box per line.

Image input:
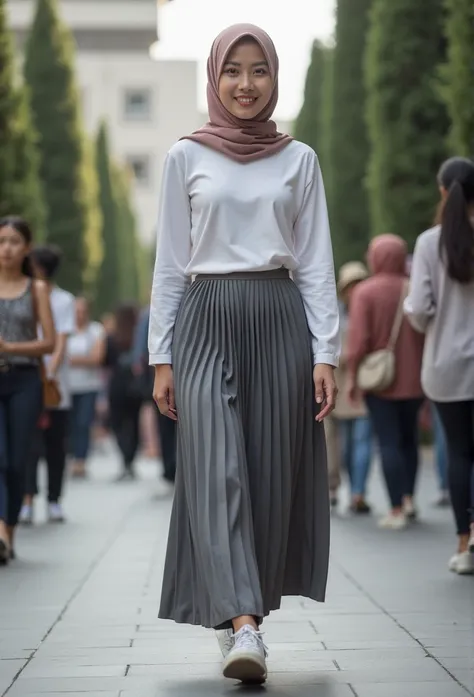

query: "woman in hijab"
left=149, top=24, right=340, bottom=684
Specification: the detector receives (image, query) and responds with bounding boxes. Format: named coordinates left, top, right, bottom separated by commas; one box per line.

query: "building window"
left=123, top=88, right=152, bottom=121
left=127, top=155, right=151, bottom=186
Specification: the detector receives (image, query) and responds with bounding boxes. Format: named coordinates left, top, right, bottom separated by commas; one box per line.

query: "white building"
left=7, top=0, right=199, bottom=244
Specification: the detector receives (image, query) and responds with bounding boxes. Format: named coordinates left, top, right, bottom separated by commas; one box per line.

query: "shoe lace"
left=235, top=625, right=268, bottom=658
left=222, top=630, right=234, bottom=652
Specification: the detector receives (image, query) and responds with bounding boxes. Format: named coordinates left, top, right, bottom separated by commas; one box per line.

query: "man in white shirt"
left=20, top=246, right=76, bottom=524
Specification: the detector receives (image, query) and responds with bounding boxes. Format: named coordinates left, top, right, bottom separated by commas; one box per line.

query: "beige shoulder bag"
left=356, top=281, right=409, bottom=393
left=31, top=280, right=62, bottom=409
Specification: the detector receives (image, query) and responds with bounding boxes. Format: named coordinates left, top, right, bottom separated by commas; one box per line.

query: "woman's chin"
left=231, top=106, right=261, bottom=120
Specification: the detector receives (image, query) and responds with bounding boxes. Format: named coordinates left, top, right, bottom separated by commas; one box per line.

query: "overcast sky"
left=152, top=0, right=336, bottom=121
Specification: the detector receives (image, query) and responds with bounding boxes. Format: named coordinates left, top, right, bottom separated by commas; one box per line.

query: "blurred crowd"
left=326, top=157, right=474, bottom=577
left=0, top=218, right=175, bottom=564
left=1, top=155, right=473, bottom=578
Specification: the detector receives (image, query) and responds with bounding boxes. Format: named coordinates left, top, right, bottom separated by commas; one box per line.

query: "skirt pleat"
left=158, top=272, right=330, bottom=629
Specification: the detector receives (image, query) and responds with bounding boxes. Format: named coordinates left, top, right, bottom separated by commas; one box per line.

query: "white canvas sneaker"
left=222, top=624, right=268, bottom=684
left=378, top=513, right=408, bottom=530
left=216, top=629, right=234, bottom=658
left=19, top=504, right=33, bottom=525
left=48, top=503, right=65, bottom=523
left=448, top=551, right=474, bottom=575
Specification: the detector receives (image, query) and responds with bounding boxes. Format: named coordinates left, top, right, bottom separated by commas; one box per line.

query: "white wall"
left=7, top=0, right=157, bottom=31
left=78, top=55, right=198, bottom=244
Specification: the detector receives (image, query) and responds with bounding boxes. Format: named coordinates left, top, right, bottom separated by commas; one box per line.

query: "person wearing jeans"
left=365, top=395, right=423, bottom=514
left=339, top=417, right=373, bottom=511
left=70, top=392, right=98, bottom=463
left=346, top=235, right=424, bottom=530
left=0, top=217, right=55, bottom=561
left=405, top=156, right=474, bottom=574
left=68, top=298, right=106, bottom=478
left=334, top=263, right=373, bottom=513
left=431, top=402, right=449, bottom=506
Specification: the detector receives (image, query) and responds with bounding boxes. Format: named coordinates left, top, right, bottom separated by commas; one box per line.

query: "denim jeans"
left=434, top=400, right=474, bottom=535
left=340, top=417, right=372, bottom=497
left=0, top=366, right=42, bottom=525
left=365, top=395, right=423, bottom=509
left=431, top=402, right=448, bottom=492
left=70, top=392, right=98, bottom=460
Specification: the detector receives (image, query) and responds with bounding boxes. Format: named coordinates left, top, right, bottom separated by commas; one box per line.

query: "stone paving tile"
left=18, top=661, right=127, bottom=679
left=119, top=684, right=355, bottom=697
left=14, top=694, right=119, bottom=697
left=0, top=661, right=23, bottom=695
left=127, top=657, right=339, bottom=677
left=352, top=684, right=469, bottom=697
left=1, top=449, right=473, bottom=697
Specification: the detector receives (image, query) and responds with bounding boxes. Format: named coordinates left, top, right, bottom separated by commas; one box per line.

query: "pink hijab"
left=182, top=23, right=292, bottom=164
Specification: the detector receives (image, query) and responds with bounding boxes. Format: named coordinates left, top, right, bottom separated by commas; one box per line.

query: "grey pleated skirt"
left=159, top=269, right=330, bottom=629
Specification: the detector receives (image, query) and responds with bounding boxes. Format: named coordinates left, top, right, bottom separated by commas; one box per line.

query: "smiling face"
left=218, top=38, right=273, bottom=120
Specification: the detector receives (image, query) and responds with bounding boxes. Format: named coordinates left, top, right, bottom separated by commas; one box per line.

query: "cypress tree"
left=0, top=0, right=45, bottom=233
left=94, top=122, right=120, bottom=316
left=294, top=41, right=328, bottom=158
left=441, top=0, right=474, bottom=157
left=0, top=0, right=16, bottom=217
left=365, top=0, right=449, bottom=248
left=81, top=136, right=103, bottom=295
left=10, top=89, right=47, bottom=238
left=24, top=0, right=88, bottom=293
left=136, top=242, right=153, bottom=306
left=113, top=164, right=140, bottom=303
left=330, top=0, right=372, bottom=269
left=320, top=47, right=335, bottom=218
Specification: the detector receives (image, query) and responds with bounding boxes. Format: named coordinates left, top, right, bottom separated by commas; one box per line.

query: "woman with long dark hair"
left=405, top=157, right=474, bottom=575
left=107, top=304, right=142, bottom=481
left=0, top=217, right=55, bottom=562
left=149, top=24, right=339, bottom=684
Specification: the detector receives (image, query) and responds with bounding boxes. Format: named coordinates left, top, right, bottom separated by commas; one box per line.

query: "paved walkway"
left=0, top=441, right=473, bottom=697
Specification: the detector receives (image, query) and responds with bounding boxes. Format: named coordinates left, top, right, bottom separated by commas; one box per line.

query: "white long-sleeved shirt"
left=404, top=224, right=474, bottom=401
left=149, top=139, right=340, bottom=367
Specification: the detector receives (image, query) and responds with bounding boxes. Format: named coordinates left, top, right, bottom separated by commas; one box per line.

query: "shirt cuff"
left=313, top=352, right=339, bottom=368
left=149, top=353, right=172, bottom=366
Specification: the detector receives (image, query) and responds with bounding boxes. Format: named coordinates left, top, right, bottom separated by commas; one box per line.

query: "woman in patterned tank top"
left=0, top=217, right=55, bottom=564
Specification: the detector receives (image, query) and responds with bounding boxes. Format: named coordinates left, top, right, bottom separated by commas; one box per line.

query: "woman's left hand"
left=313, top=364, right=338, bottom=422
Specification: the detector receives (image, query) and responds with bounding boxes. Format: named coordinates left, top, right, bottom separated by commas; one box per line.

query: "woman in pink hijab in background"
left=149, top=23, right=340, bottom=684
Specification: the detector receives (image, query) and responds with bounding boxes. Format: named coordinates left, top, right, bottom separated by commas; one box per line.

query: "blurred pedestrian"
left=334, top=262, right=373, bottom=514
left=405, top=156, right=474, bottom=575
left=0, top=218, right=55, bottom=562
left=149, top=24, right=340, bottom=684
left=325, top=415, right=341, bottom=509
left=132, top=305, right=176, bottom=484
left=68, top=298, right=106, bottom=479
left=107, top=304, right=142, bottom=481
left=431, top=403, right=449, bottom=507
left=346, top=234, right=424, bottom=530
left=20, top=245, right=75, bottom=524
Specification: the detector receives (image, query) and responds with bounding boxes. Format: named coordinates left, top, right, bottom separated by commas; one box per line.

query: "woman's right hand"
left=153, top=365, right=177, bottom=421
